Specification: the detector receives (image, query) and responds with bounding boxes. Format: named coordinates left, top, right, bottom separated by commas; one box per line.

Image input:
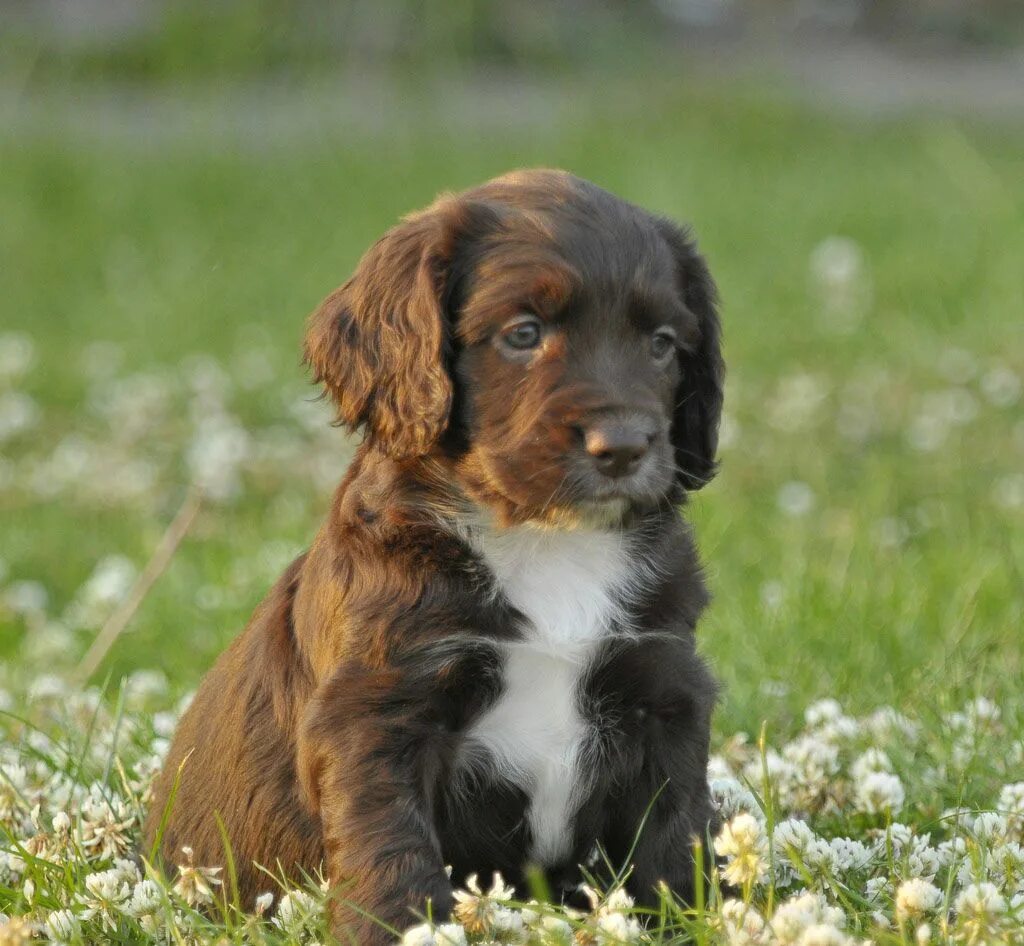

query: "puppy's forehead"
left=466, top=170, right=679, bottom=297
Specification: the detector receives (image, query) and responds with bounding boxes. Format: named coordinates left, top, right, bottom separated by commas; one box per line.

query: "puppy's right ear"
left=304, top=199, right=488, bottom=459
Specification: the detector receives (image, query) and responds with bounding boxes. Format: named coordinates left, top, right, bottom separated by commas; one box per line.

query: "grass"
left=1, top=70, right=1023, bottom=943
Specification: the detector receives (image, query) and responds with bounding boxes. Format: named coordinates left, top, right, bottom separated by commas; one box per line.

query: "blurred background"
left=1, top=0, right=1022, bottom=736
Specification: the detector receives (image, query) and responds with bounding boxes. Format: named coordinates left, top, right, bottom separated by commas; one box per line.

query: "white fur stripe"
left=463, top=522, right=633, bottom=863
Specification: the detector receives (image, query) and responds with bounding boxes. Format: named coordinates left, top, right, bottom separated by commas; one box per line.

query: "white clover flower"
left=719, top=899, right=767, bottom=945
left=854, top=771, right=905, bottom=815
left=0, top=761, right=27, bottom=822
left=709, top=776, right=761, bottom=820
left=69, top=555, right=137, bottom=628
left=254, top=891, right=274, bottom=915
left=128, top=877, right=163, bottom=917
left=813, top=715, right=859, bottom=744
left=885, top=822, right=915, bottom=855
left=273, top=888, right=319, bottom=933
left=187, top=412, right=251, bottom=502
left=999, top=782, right=1024, bottom=835
left=0, top=915, right=35, bottom=943
left=0, top=332, right=35, bottom=382
left=401, top=922, right=469, bottom=946
left=783, top=735, right=841, bottom=782
left=171, top=846, right=222, bottom=907
left=971, top=811, right=1008, bottom=845
left=864, top=876, right=890, bottom=903
left=601, top=888, right=635, bottom=913
left=895, top=878, right=943, bottom=921
left=5, top=580, right=48, bottom=617
left=78, top=784, right=136, bottom=861
left=490, top=905, right=525, bottom=938
left=742, top=747, right=796, bottom=795
left=954, top=882, right=1007, bottom=940
left=992, top=474, right=1024, bottom=511
left=795, top=924, right=852, bottom=946
left=966, top=697, right=1001, bottom=726
left=987, top=840, right=1024, bottom=890
left=44, top=908, right=79, bottom=943
left=804, top=699, right=844, bottom=728
left=981, top=365, right=1021, bottom=407
left=863, top=707, right=920, bottom=742
left=707, top=754, right=733, bottom=780
left=767, top=374, right=829, bottom=433
left=434, top=923, right=469, bottom=946
left=905, top=836, right=942, bottom=881
left=401, top=923, right=438, bottom=946
left=827, top=837, right=874, bottom=874
left=773, top=819, right=832, bottom=878
left=79, top=867, right=131, bottom=932
left=595, top=909, right=642, bottom=944
left=452, top=871, right=515, bottom=934
left=0, top=391, right=40, bottom=443
left=809, top=236, right=867, bottom=314
left=540, top=914, right=574, bottom=943
left=774, top=818, right=818, bottom=853
left=936, top=836, right=967, bottom=869
left=771, top=891, right=846, bottom=945
left=777, top=481, right=816, bottom=517
left=715, top=813, right=769, bottom=887
left=850, top=748, right=893, bottom=783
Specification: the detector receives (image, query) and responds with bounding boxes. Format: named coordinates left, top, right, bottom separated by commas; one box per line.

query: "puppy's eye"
left=650, top=328, right=676, bottom=362
left=500, top=315, right=543, bottom=351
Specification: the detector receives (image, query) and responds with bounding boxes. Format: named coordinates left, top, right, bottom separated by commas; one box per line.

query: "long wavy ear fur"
left=657, top=219, right=724, bottom=491
left=304, top=201, right=470, bottom=459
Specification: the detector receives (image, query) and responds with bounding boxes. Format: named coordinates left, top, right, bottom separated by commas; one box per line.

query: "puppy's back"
left=144, top=556, right=323, bottom=902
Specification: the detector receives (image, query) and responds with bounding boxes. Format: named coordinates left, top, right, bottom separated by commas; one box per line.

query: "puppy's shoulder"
left=628, top=506, right=710, bottom=634
left=295, top=450, right=511, bottom=671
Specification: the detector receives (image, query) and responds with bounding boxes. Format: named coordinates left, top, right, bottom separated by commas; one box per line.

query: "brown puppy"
left=146, top=170, right=723, bottom=944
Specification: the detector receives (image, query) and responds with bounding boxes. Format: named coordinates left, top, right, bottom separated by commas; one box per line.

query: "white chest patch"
left=463, top=523, right=634, bottom=864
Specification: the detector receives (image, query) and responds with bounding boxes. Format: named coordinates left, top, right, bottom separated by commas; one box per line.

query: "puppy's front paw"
left=330, top=881, right=455, bottom=946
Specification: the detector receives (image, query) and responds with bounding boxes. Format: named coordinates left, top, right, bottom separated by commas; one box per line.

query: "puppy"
left=145, top=169, right=723, bottom=943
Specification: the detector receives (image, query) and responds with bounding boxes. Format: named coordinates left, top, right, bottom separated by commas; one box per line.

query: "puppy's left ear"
left=657, top=220, right=724, bottom=491
left=304, top=198, right=489, bottom=459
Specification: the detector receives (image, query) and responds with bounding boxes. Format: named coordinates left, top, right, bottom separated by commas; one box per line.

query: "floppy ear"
left=657, top=220, right=724, bottom=491
left=304, top=204, right=464, bottom=459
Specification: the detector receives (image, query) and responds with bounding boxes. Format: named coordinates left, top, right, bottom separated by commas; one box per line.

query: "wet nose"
left=584, top=422, right=654, bottom=478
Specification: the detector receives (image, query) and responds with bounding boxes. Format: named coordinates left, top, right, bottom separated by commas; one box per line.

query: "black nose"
left=584, top=423, right=653, bottom=478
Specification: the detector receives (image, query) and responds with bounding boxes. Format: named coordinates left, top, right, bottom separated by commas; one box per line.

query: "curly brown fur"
left=146, top=170, right=724, bottom=945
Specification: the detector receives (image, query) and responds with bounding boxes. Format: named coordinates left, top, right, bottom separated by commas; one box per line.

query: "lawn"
left=1, top=74, right=1023, bottom=944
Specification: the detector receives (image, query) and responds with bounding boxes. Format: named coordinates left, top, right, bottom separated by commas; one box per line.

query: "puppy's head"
left=305, top=170, right=723, bottom=526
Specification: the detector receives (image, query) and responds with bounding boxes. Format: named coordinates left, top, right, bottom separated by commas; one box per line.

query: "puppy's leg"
left=602, top=671, right=718, bottom=905
left=297, top=662, right=454, bottom=946
left=609, top=772, right=718, bottom=906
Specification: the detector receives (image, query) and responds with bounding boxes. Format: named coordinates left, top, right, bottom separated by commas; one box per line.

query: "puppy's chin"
left=539, top=497, right=631, bottom=531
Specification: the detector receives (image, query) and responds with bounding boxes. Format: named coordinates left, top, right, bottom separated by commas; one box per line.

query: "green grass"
left=3, top=77, right=1022, bottom=734
left=2, top=68, right=1024, bottom=946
